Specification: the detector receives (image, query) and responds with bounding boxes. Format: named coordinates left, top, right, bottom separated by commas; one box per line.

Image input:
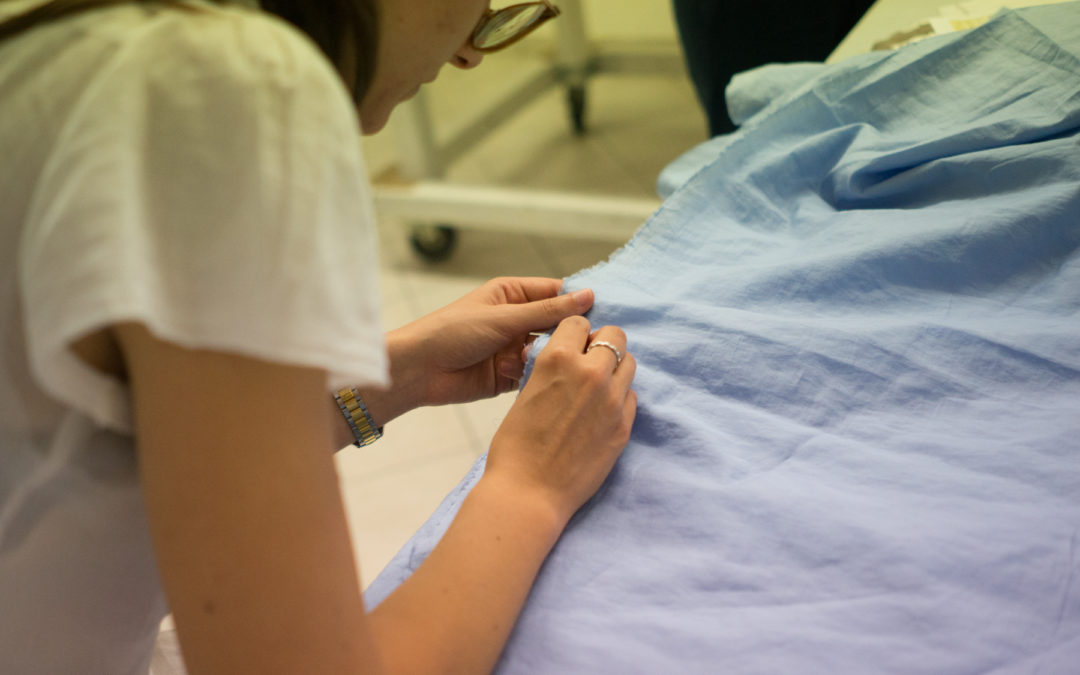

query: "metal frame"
left=374, top=0, right=685, bottom=250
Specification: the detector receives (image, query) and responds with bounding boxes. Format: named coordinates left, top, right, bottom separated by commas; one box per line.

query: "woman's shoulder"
left=2, top=1, right=351, bottom=119
left=0, top=1, right=348, bottom=109
left=41, top=1, right=363, bottom=150
left=125, top=2, right=345, bottom=101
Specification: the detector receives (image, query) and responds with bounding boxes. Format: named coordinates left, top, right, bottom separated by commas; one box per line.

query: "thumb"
left=493, top=288, right=594, bottom=336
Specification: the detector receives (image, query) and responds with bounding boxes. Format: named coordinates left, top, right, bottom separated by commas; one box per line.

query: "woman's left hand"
left=360, top=277, right=594, bottom=424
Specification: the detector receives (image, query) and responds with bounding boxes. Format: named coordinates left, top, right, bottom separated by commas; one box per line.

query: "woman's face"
left=359, top=0, right=489, bottom=134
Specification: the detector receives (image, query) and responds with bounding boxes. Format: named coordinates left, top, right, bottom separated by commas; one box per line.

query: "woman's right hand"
left=484, top=315, right=638, bottom=525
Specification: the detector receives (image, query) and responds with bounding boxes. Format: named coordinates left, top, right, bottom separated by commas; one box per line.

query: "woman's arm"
left=368, top=316, right=637, bottom=673
left=118, top=323, right=380, bottom=674
left=118, top=311, right=635, bottom=674
left=329, top=278, right=595, bottom=449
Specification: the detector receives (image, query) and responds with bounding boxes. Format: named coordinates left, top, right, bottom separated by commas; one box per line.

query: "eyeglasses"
left=470, top=1, right=561, bottom=53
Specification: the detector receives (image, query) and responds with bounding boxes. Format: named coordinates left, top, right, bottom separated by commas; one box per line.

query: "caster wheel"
left=567, top=85, right=587, bottom=135
left=409, top=225, right=457, bottom=262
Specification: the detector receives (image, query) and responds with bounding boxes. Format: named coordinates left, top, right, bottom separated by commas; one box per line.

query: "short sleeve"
left=18, top=5, right=388, bottom=433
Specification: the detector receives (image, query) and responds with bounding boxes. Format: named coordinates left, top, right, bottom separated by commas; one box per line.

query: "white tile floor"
left=335, top=2, right=708, bottom=589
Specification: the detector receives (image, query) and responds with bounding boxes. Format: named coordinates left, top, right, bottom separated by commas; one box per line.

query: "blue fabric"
left=368, top=4, right=1080, bottom=672
left=657, top=62, right=830, bottom=198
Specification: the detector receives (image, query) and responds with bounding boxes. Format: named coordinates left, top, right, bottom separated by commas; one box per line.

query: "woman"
left=0, top=0, right=637, bottom=673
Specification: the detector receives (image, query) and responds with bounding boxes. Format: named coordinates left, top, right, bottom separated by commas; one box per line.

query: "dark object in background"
left=673, top=0, right=876, bottom=136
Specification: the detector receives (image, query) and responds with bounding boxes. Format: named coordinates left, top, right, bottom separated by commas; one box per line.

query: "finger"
left=518, top=332, right=545, bottom=372
left=586, top=325, right=626, bottom=352
left=545, top=315, right=592, bottom=354
left=612, top=353, right=637, bottom=392
left=495, top=371, right=522, bottom=396
left=584, top=326, right=627, bottom=371
left=491, top=289, right=594, bottom=338
left=495, top=336, right=529, bottom=387
left=496, top=350, right=525, bottom=382
left=616, top=388, right=639, bottom=444
left=500, top=277, right=564, bottom=304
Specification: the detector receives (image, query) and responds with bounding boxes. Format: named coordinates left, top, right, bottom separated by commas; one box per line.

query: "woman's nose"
left=450, top=43, right=484, bottom=70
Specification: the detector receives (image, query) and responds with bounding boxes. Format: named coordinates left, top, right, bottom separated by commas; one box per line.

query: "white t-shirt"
left=0, top=1, right=388, bottom=672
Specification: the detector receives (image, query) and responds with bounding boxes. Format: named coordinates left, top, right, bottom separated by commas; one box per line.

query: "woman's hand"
left=359, top=277, right=594, bottom=425
left=483, top=315, right=638, bottom=525
left=371, top=315, right=636, bottom=672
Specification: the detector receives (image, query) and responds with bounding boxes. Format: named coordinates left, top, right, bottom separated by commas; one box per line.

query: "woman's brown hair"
left=0, top=0, right=380, bottom=104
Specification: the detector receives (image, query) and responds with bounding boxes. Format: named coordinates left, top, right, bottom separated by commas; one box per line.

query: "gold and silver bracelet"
left=334, top=387, right=383, bottom=447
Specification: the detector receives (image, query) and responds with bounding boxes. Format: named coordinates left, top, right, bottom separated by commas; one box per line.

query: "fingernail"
left=498, top=359, right=518, bottom=378
left=572, top=289, right=593, bottom=307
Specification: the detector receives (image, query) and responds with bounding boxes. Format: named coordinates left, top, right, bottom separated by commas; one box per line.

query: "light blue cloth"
left=368, top=4, right=1080, bottom=672
left=657, top=61, right=830, bottom=198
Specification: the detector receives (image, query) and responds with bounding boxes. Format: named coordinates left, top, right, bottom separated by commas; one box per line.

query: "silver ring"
left=586, top=340, right=623, bottom=369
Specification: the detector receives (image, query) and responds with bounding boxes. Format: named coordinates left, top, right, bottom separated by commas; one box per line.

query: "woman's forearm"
left=358, top=328, right=427, bottom=424
left=367, top=473, right=566, bottom=674
left=330, top=328, right=427, bottom=450
left=358, top=327, right=427, bottom=426
left=345, top=310, right=635, bottom=672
